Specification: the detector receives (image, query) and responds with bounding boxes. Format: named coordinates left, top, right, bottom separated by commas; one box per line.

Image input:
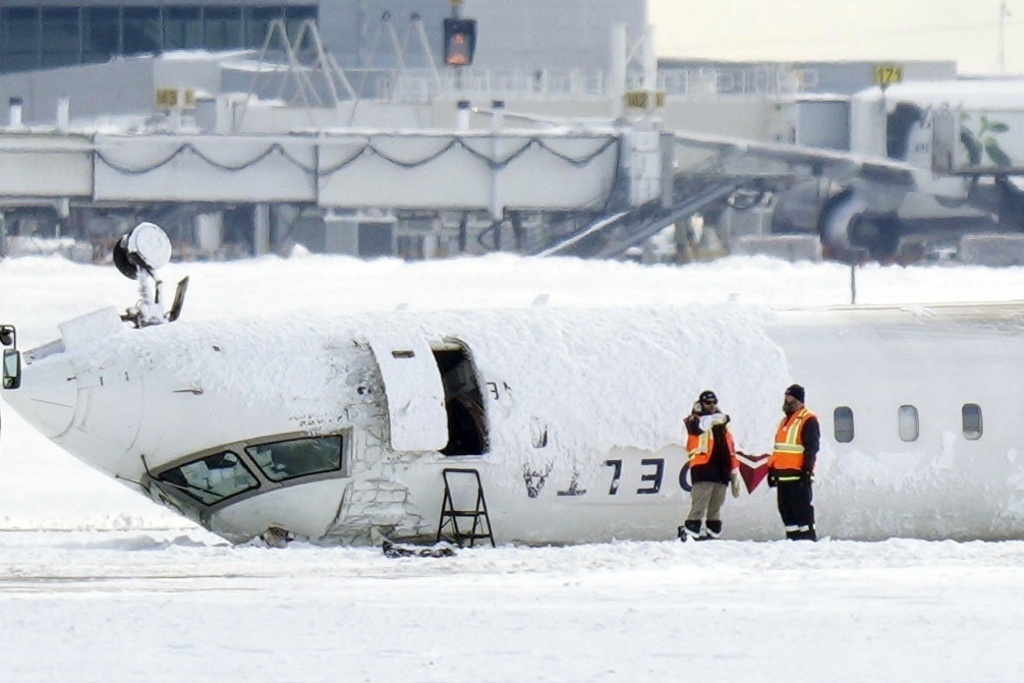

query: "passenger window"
left=158, top=451, right=258, bottom=505
left=962, top=404, right=983, bottom=440
left=898, top=405, right=919, bottom=442
left=247, top=435, right=345, bottom=482
left=833, top=406, right=854, bottom=443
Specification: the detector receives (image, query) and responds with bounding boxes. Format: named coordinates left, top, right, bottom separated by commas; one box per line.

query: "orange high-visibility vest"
left=686, top=425, right=736, bottom=468
left=769, top=407, right=815, bottom=471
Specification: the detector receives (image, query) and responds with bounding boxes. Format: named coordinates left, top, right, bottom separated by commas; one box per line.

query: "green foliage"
left=960, top=112, right=1013, bottom=167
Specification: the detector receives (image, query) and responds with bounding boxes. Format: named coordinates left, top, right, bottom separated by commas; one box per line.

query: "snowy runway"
left=3, top=529, right=1024, bottom=682
left=6, top=253, right=1024, bottom=680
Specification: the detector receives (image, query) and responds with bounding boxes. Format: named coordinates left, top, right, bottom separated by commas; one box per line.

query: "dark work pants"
left=777, top=479, right=814, bottom=537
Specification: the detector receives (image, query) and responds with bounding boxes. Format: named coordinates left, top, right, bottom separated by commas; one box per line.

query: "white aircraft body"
left=3, top=231, right=1024, bottom=545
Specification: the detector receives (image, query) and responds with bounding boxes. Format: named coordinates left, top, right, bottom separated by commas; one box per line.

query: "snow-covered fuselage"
left=4, top=300, right=1024, bottom=544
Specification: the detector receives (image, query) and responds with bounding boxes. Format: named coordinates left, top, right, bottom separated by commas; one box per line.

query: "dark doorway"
left=432, top=343, right=488, bottom=456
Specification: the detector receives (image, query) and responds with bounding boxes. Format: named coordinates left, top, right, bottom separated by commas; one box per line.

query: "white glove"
left=699, top=412, right=730, bottom=431
left=730, top=470, right=741, bottom=498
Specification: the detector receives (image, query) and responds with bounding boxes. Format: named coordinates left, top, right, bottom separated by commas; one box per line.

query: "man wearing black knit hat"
left=767, top=384, right=820, bottom=541
left=679, top=389, right=740, bottom=541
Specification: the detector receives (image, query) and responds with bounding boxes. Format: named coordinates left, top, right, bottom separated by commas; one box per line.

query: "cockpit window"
left=158, top=451, right=258, bottom=504
left=246, top=435, right=344, bottom=482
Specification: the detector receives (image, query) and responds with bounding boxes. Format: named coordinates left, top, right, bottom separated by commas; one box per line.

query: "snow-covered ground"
left=3, top=252, right=1024, bottom=682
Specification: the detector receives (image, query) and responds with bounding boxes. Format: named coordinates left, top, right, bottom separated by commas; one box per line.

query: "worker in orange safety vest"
left=767, top=384, right=820, bottom=541
left=679, top=390, right=740, bottom=541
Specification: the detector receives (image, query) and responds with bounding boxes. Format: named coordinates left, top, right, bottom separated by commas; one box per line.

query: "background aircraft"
left=675, top=78, right=1024, bottom=262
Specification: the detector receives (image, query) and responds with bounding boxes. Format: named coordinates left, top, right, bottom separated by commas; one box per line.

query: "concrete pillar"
left=324, top=211, right=359, bottom=255
left=610, top=24, right=627, bottom=119
left=271, top=204, right=298, bottom=252
left=8, top=97, right=23, bottom=128
left=643, top=25, right=657, bottom=116
left=422, top=234, right=439, bottom=259
left=491, top=99, right=505, bottom=130
left=195, top=212, right=224, bottom=253
left=56, top=98, right=70, bottom=132
left=489, top=100, right=505, bottom=221
left=253, top=204, right=271, bottom=255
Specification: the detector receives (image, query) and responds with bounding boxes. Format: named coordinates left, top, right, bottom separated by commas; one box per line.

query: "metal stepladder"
left=436, top=468, right=495, bottom=547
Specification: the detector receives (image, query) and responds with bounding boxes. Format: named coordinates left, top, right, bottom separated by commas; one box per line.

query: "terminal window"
left=245, top=7, right=284, bottom=48
left=1, top=8, right=41, bottom=72
left=0, top=4, right=319, bottom=74
left=83, top=8, right=121, bottom=63
left=205, top=8, right=243, bottom=51
left=41, top=8, right=79, bottom=69
left=164, top=6, right=203, bottom=51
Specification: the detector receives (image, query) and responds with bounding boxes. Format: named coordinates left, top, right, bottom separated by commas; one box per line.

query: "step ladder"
left=436, top=467, right=495, bottom=547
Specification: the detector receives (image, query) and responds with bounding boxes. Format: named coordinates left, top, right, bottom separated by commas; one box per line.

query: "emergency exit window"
left=834, top=406, right=854, bottom=443
left=962, top=403, right=983, bottom=440
left=898, top=405, right=919, bottom=442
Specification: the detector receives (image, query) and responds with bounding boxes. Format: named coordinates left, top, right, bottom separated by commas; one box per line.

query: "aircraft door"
left=432, top=343, right=488, bottom=455
left=366, top=333, right=448, bottom=452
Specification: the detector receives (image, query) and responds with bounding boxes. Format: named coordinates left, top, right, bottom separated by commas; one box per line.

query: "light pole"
left=999, top=1, right=1011, bottom=74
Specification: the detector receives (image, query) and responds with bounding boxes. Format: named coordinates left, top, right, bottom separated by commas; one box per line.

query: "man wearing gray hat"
left=767, top=384, right=820, bottom=541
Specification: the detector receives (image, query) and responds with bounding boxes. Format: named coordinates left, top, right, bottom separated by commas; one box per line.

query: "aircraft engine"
left=769, top=180, right=903, bottom=262
left=818, top=190, right=902, bottom=262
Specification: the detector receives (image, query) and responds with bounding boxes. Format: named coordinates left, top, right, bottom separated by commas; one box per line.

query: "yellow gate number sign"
left=155, top=88, right=197, bottom=109
left=155, top=88, right=179, bottom=108
left=874, top=64, right=903, bottom=88
left=624, top=90, right=666, bottom=109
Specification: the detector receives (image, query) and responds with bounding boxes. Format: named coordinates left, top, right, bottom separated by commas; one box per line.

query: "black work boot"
left=678, top=520, right=703, bottom=542
left=788, top=527, right=817, bottom=541
left=705, top=520, right=723, bottom=539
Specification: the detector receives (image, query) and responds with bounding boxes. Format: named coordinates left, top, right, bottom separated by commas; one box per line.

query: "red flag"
left=736, top=452, right=770, bottom=493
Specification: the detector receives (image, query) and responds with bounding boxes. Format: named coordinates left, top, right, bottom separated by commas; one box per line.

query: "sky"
left=648, top=0, right=1022, bottom=76
left=4, top=251, right=1024, bottom=681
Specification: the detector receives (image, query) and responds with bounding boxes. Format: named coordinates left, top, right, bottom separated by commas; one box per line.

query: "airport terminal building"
left=0, top=1, right=645, bottom=75
left=0, top=0, right=659, bottom=262
left=3, top=2, right=1007, bottom=266
left=0, top=2, right=317, bottom=73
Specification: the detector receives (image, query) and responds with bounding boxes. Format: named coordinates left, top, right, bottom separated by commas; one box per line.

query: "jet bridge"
left=88, top=130, right=626, bottom=211
left=0, top=123, right=677, bottom=258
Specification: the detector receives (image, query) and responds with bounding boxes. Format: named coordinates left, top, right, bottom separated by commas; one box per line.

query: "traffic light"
left=444, top=18, right=476, bottom=66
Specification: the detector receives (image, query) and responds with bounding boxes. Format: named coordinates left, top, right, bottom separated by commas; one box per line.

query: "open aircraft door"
left=366, top=333, right=448, bottom=452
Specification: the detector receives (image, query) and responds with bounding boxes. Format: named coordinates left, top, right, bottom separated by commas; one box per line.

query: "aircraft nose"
left=2, top=354, right=77, bottom=439
left=4, top=348, right=145, bottom=477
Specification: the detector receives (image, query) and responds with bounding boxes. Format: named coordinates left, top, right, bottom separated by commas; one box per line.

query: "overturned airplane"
left=3, top=224, right=1024, bottom=545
